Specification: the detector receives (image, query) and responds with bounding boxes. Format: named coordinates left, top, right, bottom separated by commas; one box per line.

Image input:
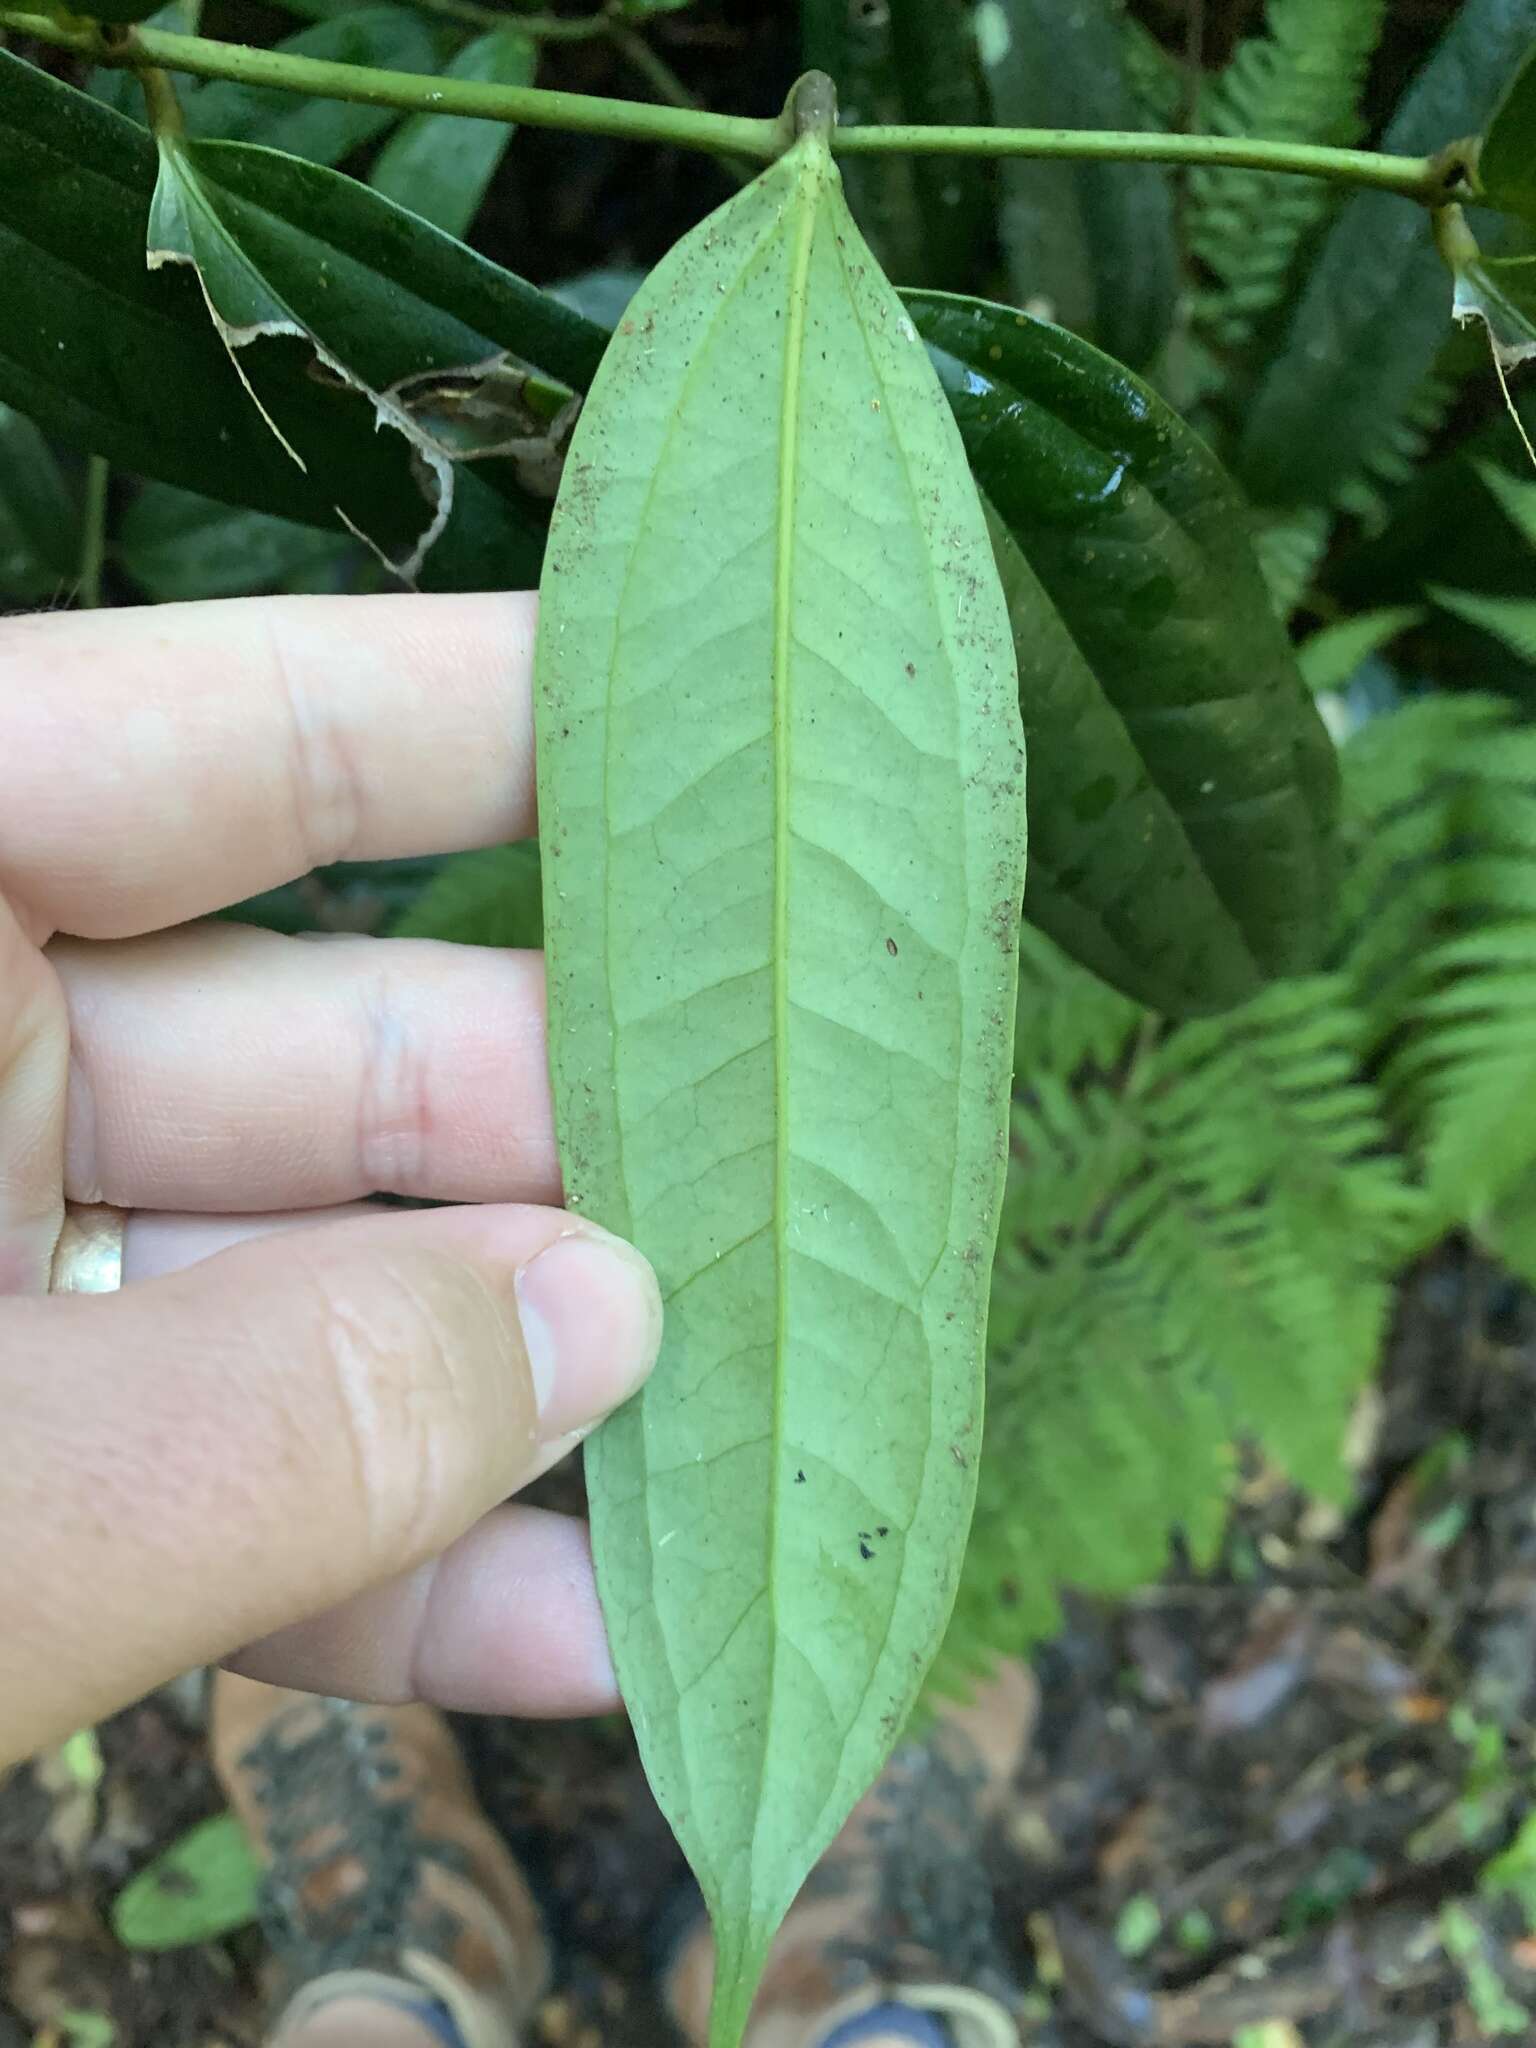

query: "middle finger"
left=52, top=923, right=560, bottom=1210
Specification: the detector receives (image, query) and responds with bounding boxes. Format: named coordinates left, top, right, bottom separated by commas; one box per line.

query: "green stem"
left=77, top=455, right=109, bottom=610
left=138, top=62, right=185, bottom=135
left=10, top=12, right=780, bottom=156
left=833, top=124, right=1450, bottom=203
left=0, top=9, right=1462, bottom=203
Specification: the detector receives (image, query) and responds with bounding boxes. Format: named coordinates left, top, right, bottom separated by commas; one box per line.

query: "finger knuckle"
left=268, top=617, right=366, bottom=872
left=300, top=1252, right=515, bottom=1573
left=354, top=967, right=437, bottom=1195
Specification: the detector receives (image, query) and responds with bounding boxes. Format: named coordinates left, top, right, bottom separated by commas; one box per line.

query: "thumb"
left=0, top=1204, right=659, bottom=1763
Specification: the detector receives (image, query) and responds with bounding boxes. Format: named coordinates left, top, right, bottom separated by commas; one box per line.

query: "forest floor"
left=7, top=1243, right=1536, bottom=2048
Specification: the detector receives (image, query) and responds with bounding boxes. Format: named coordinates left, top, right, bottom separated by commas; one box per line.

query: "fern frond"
left=1013, top=919, right=1145, bottom=1079
left=1298, top=606, right=1423, bottom=694
left=1251, top=505, right=1332, bottom=618
left=947, top=694, right=1536, bottom=1692
left=1428, top=586, right=1536, bottom=665
left=1474, top=459, right=1536, bottom=551
left=1338, top=695, right=1536, bottom=1235
left=950, top=941, right=1410, bottom=1675
left=1190, top=0, right=1386, bottom=351
left=1338, top=695, right=1536, bottom=1024
left=1118, top=13, right=1185, bottom=131
left=1383, top=924, right=1536, bottom=1224
left=1334, top=367, right=1462, bottom=529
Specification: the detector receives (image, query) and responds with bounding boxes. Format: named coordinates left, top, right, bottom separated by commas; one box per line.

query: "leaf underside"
left=534, top=129, right=1025, bottom=2042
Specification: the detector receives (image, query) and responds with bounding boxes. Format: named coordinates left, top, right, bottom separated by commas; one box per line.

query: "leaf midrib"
left=753, top=136, right=822, bottom=1918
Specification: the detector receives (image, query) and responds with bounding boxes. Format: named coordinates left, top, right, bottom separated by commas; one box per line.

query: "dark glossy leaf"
left=181, top=10, right=437, bottom=164
left=144, top=135, right=600, bottom=400
left=0, top=403, right=78, bottom=602
left=1, top=52, right=334, bottom=521
left=118, top=480, right=359, bottom=599
left=113, top=1815, right=259, bottom=1949
left=801, top=0, right=989, bottom=289
left=0, top=56, right=607, bottom=590
left=369, top=27, right=536, bottom=237
left=981, top=0, right=1178, bottom=372
left=906, top=290, right=1339, bottom=1013
left=391, top=842, right=543, bottom=947
left=1480, top=38, right=1536, bottom=221
left=155, top=132, right=602, bottom=569
left=1236, top=0, right=1536, bottom=506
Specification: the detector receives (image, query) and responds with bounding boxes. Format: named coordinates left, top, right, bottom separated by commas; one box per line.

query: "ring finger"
left=53, top=921, right=559, bottom=1211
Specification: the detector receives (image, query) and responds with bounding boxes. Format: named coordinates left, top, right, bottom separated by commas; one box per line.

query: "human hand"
left=0, top=592, right=661, bottom=1768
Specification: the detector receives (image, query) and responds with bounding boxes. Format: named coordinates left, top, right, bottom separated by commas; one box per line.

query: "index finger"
left=0, top=592, right=538, bottom=940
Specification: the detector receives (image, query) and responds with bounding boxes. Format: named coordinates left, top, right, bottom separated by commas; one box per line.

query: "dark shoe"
left=212, top=1674, right=550, bottom=2048
left=664, top=1663, right=1035, bottom=2048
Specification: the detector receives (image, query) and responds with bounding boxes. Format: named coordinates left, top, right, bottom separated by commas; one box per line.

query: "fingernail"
left=515, top=1228, right=662, bottom=1436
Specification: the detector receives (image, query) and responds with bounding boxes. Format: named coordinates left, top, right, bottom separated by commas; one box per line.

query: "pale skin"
left=0, top=590, right=665, bottom=1769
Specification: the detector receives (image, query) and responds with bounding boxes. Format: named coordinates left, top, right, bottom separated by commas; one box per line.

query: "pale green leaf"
left=1429, top=583, right=1536, bottom=661
left=1298, top=606, right=1423, bottom=694
left=113, top=1813, right=260, bottom=1949
left=535, top=116, right=1024, bottom=2044
left=369, top=27, right=537, bottom=239
left=1479, top=38, right=1536, bottom=221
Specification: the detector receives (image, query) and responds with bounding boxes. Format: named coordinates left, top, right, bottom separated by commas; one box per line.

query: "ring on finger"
left=50, top=1202, right=129, bottom=1295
